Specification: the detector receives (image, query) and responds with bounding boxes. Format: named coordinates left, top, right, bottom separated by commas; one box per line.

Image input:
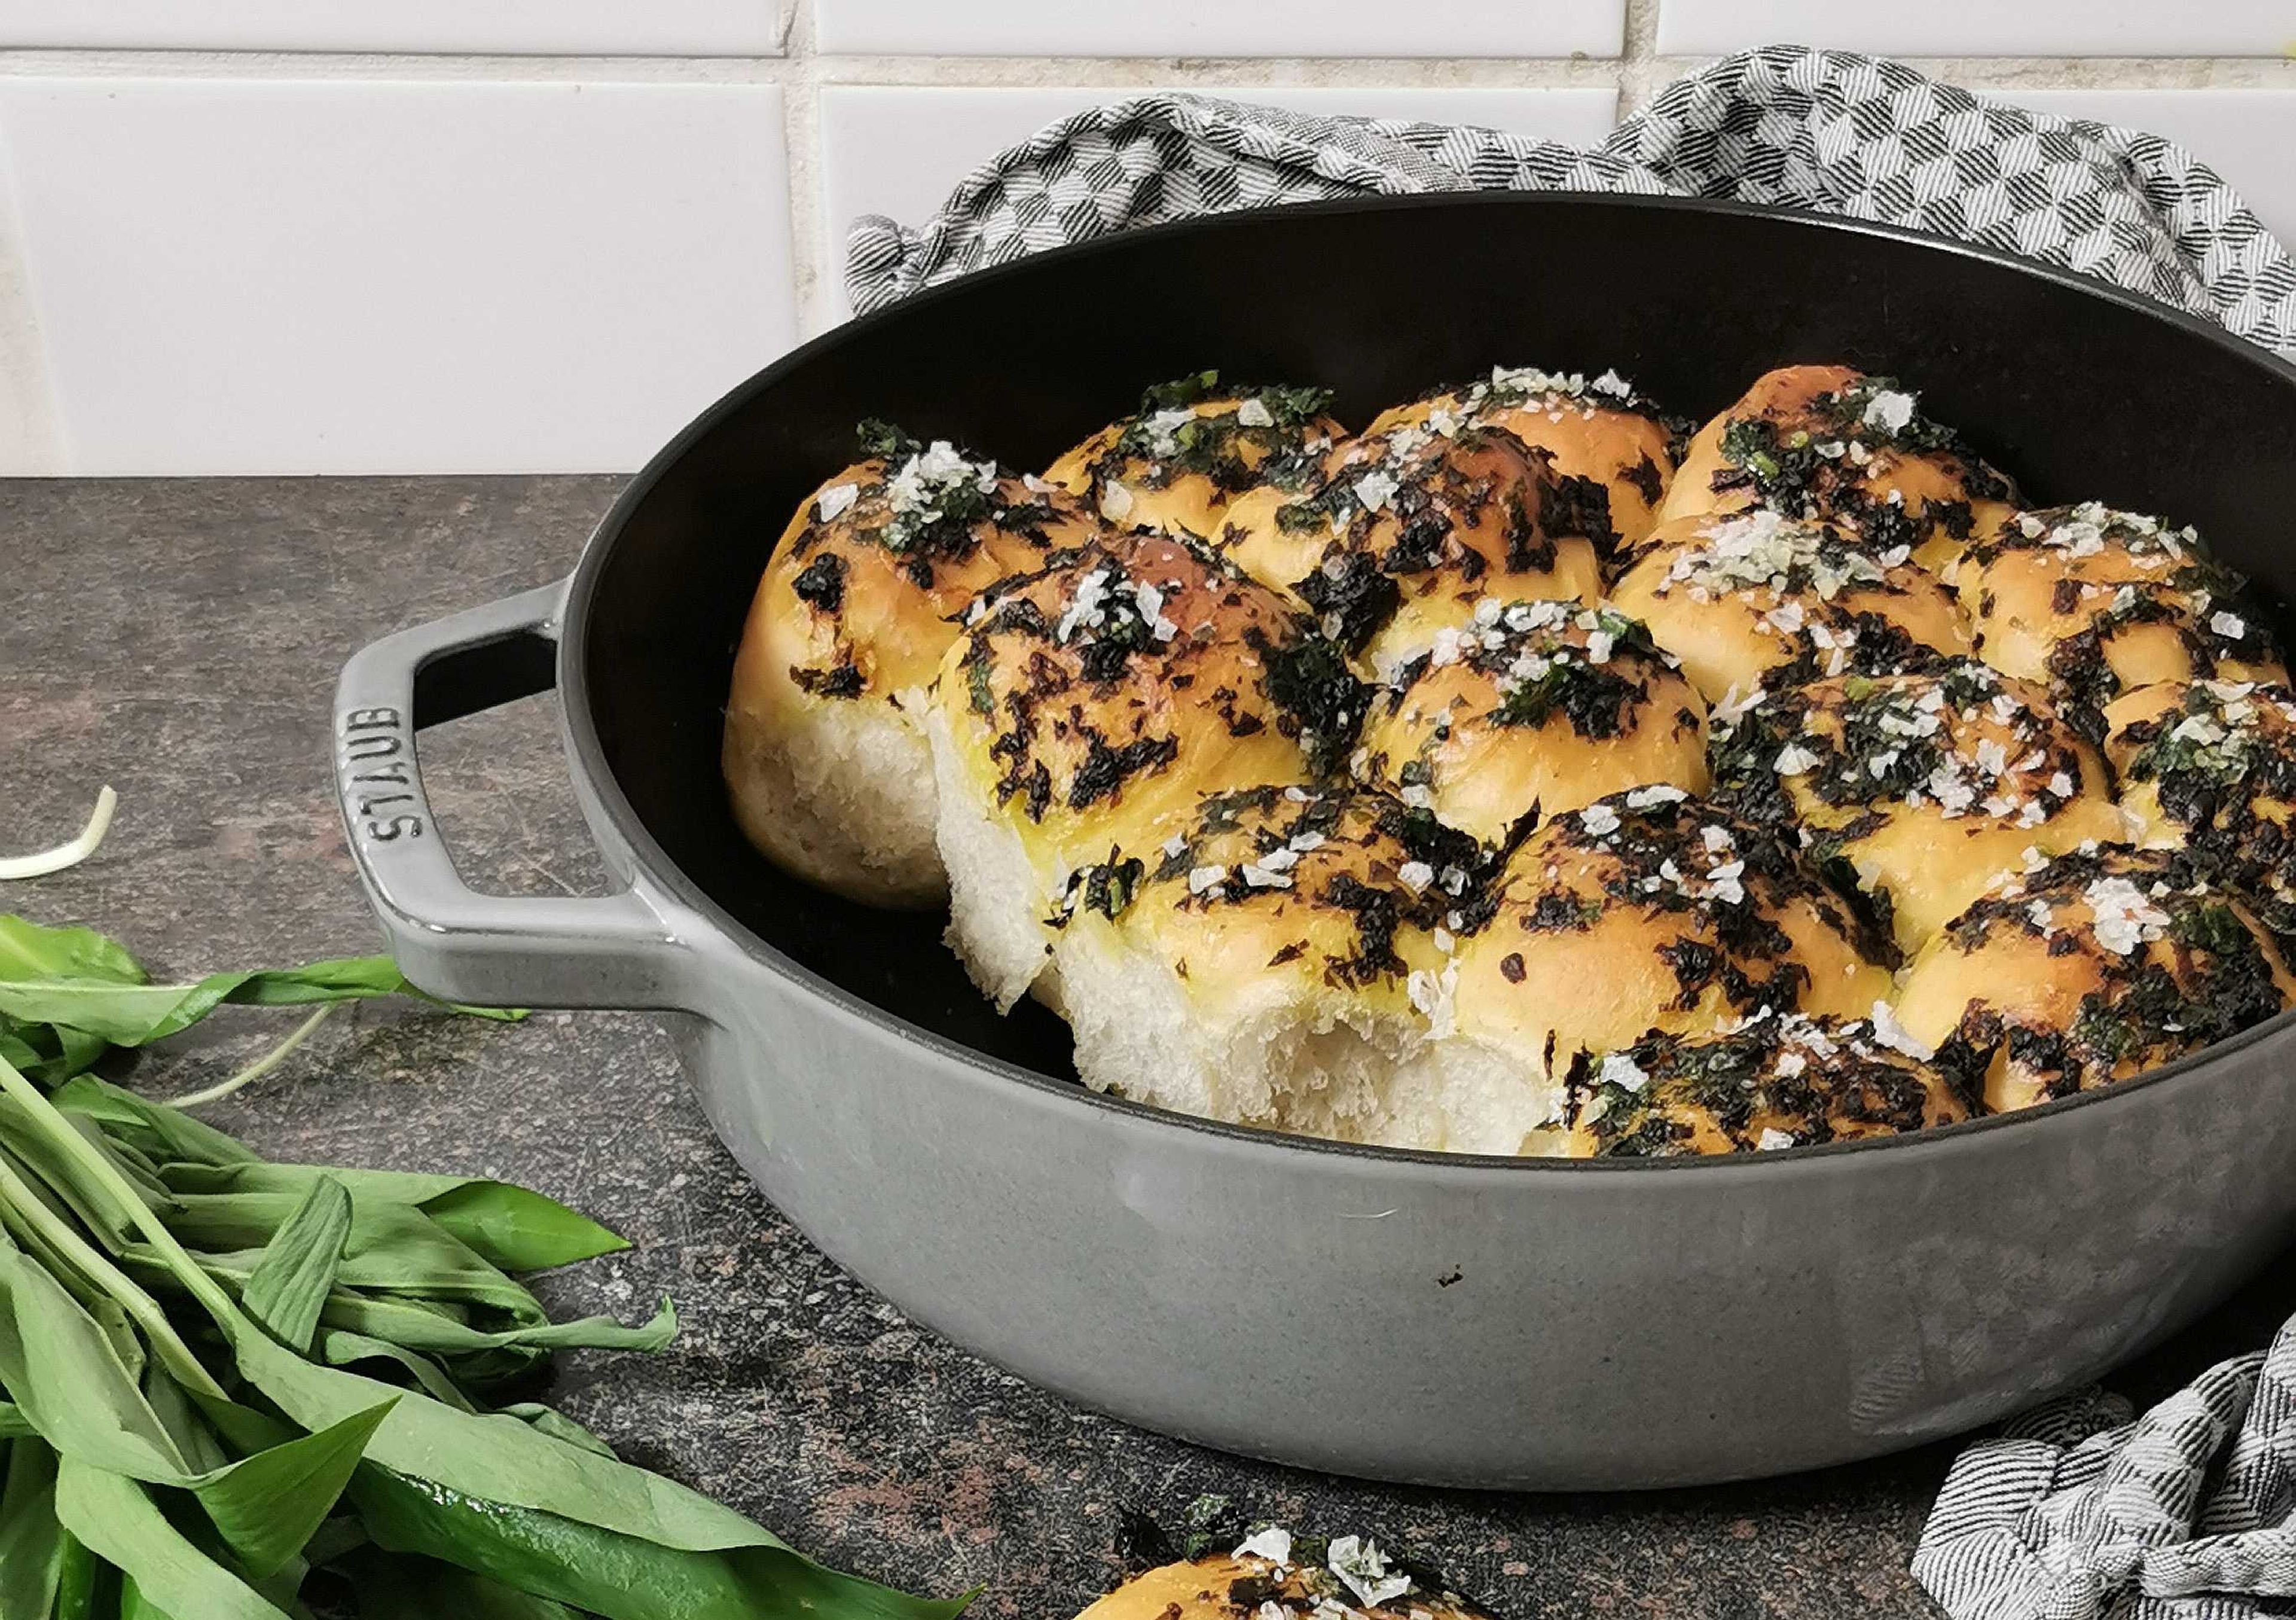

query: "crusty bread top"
left=1961, top=503, right=2288, bottom=716
left=732, top=433, right=1100, bottom=712
left=1563, top=1010, right=1967, bottom=1157
left=1073, top=1539, right=1491, bottom=1619
left=1609, top=509, right=1973, bottom=704
left=1043, top=371, right=1344, bottom=542
left=931, top=530, right=1365, bottom=867
left=1357, top=597, right=1708, bottom=844
left=1449, top=788, right=1892, bottom=1077
left=1216, top=417, right=1604, bottom=662
left=1657, top=364, right=2018, bottom=573
left=1708, top=659, right=2127, bottom=951
left=1894, top=844, right=2295, bottom=1113
left=1366, top=365, right=1683, bottom=562
left=2104, top=678, right=2296, bottom=933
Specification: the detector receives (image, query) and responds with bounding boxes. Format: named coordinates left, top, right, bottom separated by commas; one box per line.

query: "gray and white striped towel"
left=847, top=44, right=2296, bottom=1618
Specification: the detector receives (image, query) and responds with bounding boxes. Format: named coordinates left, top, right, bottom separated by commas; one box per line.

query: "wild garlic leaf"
left=53, top=1459, right=290, bottom=1620
left=0, top=1438, right=68, bottom=1620
left=52, top=1075, right=257, bottom=1168
left=0, top=917, right=144, bottom=988
left=187, top=1400, right=396, bottom=1580
left=0, top=1240, right=191, bottom=1482
left=331, top=1545, right=587, bottom=1620
left=240, top=1177, right=353, bottom=1354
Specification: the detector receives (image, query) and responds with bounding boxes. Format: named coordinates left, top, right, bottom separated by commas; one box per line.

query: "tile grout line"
left=783, top=0, right=830, bottom=333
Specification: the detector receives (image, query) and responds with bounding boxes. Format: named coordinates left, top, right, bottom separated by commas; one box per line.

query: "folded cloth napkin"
left=845, top=44, right=2296, bottom=355
left=848, top=44, right=2296, bottom=1618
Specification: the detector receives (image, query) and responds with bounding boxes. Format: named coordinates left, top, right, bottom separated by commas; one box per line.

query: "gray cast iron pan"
left=332, top=193, right=2296, bottom=1490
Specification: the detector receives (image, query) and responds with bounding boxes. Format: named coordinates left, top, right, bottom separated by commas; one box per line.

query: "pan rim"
left=559, top=187, right=2296, bottom=1176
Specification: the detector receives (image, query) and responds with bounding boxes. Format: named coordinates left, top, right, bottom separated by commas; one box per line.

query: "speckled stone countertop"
left=9, top=475, right=2296, bottom=1620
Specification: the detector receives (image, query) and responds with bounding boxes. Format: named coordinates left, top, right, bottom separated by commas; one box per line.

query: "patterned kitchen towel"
left=1914, top=1319, right=2296, bottom=1620
left=845, top=44, right=2296, bottom=356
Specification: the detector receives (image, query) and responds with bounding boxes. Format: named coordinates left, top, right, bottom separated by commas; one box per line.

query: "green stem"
left=0, top=1148, right=227, bottom=1399
left=170, top=1005, right=334, bottom=1109
left=0, top=1052, right=242, bottom=1330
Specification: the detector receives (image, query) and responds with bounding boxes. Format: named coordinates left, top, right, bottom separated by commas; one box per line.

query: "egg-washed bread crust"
left=1217, top=414, right=1603, bottom=670
left=1367, top=363, right=1688, bottom=565
left=1357, top=597, right=1708, bottom=845
left=1610, top=509, right=1971, bottom=706
left=2106, top=679, right=2296, bottom=933
left=1564, top=1009, right=1967, bottom=1157
left=1709, top=659, right=2127, bottom=954
left=1960, top=502, right=2288, bottom=731
left=722, top=422, right=1098, bottom=906
left=1042, top=370, right=1344, bottom=541
left=1076, top=1534, right=1492, bottom=1619
left=1448, top=788, right=1894, bottom=1088
left=1659, top=364, right=2019, bottom=575
left=1894, top=845, right=2296, bottom=1114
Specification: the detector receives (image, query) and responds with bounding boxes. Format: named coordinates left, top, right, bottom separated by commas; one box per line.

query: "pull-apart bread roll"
left=2105, top=678, right=2296, bottom=933
left=1962, top=503, right=2286, bottom=726
left=1042, top=370, right=1343, bottom=540
left=1079, top=1534, right=1489, bottom=1619
left=1367, top=364, right=1684, bottom=559
left=1356, top=597, right=1708, bottom=844
left=1218, top=414, right=1604, bottom=666
left=1659, top=365, right=2018, bottom=573
left=1051, top=785, right=1535, bottom=1152
left=1894, top=846, right=2295, bottom=1114
left=1610, top=510, right=1971, bottom=707
left=928, top=532, right=1364, bottom=1008
left=1711, top=660, right=2127, bottom=955
left=1448, top=790, right=1892, bottom=1118
left=724, top=424, right=1097, bottom=905
left=1563, top=1009, right=1966, bottom=1158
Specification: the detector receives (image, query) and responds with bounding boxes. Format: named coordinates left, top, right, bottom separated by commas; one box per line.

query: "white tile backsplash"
left=816, top=0, right=1624, bottom=59
left=0, top=1, right=786, bottom=56
left=817, top=84, right=1620, bottom=321
left=1657, top=1, right=2294, bottom=58
left=0, top=78, right=794, bottom=475
left=1989, top=89, right=2296, bottom=246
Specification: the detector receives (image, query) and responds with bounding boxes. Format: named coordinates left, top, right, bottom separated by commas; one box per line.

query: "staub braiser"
left=334, top=194, right=2296, bottom=1490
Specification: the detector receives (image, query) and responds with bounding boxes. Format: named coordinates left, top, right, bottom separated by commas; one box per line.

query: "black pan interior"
left=570, top=193, right=2296, bottom=1078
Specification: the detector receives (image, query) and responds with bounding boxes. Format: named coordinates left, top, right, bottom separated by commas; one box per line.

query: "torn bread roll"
left=927, top=531, right=1364, bottom=1009
left=723, top=425, right=1097, bottom=906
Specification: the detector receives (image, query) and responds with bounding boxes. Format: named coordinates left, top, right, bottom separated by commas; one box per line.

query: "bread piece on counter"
left=1043, top=371, right=1343, bottom=541
left=927, top=532, right=1364, bottom=1009
left=2105, top=678, right=2296, bottom=933
left=1961, top=502, right=2286, bottom=727
left=1447, top=789, right=1893, bottom=1108
left=1564, top=1009, right=1967, bottom=1157
left=1078, top=1531, right=1491, bottom=1619
left=1367, top=364, right=1684, bottom=563
left=1894, top=845, right=2295, bottom=1114
left=1710, top=660, right=2127, bottom=954
left=1610, top=510, right=1971, bottom=707
left=1657, top=364, right=2017, bottom=573
left=1217, top=416, right=1603, bottom=668
left=1052, top=783, right=1540, bottom=1152
left=1357, top=597, right=1708, bottom=845
left=722, top=426, right=1098, bottom=906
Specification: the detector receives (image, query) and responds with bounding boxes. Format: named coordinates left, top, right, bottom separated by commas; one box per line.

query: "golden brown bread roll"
left=1710, top=660, right=2129, bottom=954
left=1217, top=416, right=1603, bottom=666
left=1355, top=598, right=1708, bottom=844
left=1042, top=371, right=1344, bottom=541
left=1367, top=365, right=1684, bottom=562
left=2105, top=678, right=2296, bottom=933
left=927, top=531, right=1364, bottom=1008
left=1894, top=846, right=2296, bottom=1113
left=1608, top=510, right=1972, bottom=707
left=1563, top=1009, right=1967, bottom=1157
left=722, top=426, right=1098, bottom=905
left=1656, top=364, right=2018, bottom=573
left=1077, top=1533, right=1489, bottom=1619
left=1962, top=503, right=2287, bottom=725
left=1051, top=783, right=1538, bottom=1150
left=1448, top=789, right=1893, bottom=1108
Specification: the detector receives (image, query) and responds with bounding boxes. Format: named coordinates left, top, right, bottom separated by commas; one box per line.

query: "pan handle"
left=332, top=580, right=704, bottom=1013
